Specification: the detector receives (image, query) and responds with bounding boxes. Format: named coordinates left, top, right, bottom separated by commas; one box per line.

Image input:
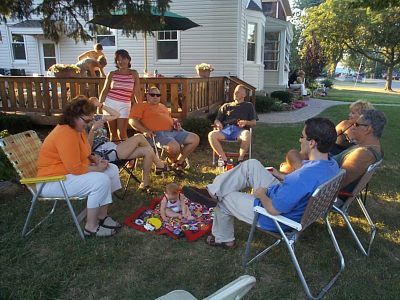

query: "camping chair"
left=212, top=127, right=253, bottom=166
left=155, top=275, right=256, bottom=300
left=243, top=169, right=346, bottom=300
left=0, top=130, right=87, bottom=239
left=112, top=159, right=141, bottom=199
left=332, top=160, right=383, bottom=256
left=151, top=136, right=190, bottom=170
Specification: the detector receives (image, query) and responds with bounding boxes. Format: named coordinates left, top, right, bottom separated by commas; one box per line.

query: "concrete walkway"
left=257, top=98, right=348, bottom=124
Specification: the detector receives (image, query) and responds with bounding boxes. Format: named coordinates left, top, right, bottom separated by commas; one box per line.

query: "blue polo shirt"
left=254, top=159, right=339, bottom=232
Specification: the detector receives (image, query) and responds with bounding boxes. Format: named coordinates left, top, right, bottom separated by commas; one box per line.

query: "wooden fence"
left=0, top=75, right=255, bottom=124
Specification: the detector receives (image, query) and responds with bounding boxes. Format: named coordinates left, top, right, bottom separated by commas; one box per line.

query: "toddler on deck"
left=160, top=183, right=194, bottom=221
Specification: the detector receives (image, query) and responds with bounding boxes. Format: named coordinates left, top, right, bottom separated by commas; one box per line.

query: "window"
left=247, top=23, right=257, bottom=62
left=262, top=2, right=277, bottom=18
left=12, top=34, right=26, bottom=60
left=96, top=26, right=116, bottom=47
left=157, top=30, right=178, bottom=60
left=43, top=43, right=57, bottom=71
left=264, top=32, right=280, bottom=70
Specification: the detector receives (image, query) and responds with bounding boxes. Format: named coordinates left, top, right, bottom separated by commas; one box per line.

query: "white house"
left=0, top=0, right=293, bottom=93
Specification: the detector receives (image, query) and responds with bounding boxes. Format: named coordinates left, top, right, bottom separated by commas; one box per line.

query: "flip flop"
left=84, top=226, right=116, bottom=238
left=99, top=216, right=121, bottom=229
left=206, top=235, right=236, bottom=249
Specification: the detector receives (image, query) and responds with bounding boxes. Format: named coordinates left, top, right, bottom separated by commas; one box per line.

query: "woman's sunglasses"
left=148, top=93, right=161, bottom=97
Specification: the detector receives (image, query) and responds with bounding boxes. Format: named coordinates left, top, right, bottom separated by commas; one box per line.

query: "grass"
left=1, top=106, right=399, bottom=299
left=315, top=81, right=400, bottom=105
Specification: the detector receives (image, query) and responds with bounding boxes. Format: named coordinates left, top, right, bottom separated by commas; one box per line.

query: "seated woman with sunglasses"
left=280, top=109, right=385, bottom=192
left=129, top=86, right=200, bottom=176
left=85, top=96, right=169, bottom=192
left=36, top=96, right=122, bottom=237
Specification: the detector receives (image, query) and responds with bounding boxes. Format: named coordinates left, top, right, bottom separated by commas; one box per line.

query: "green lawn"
left=1, top=106, right=399, bottom=299
left=315, top=86, right=400, bottom=105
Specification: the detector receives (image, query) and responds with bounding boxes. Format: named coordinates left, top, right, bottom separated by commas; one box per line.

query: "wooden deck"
left=0, top=75, right=255, bottom=125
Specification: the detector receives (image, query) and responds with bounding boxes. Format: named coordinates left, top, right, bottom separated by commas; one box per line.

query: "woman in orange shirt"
left=37, top=97, right=121, bottom=237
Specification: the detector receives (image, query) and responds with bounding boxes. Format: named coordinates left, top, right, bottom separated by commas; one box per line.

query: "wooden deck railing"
left=0, top=75, right=256, bottom=124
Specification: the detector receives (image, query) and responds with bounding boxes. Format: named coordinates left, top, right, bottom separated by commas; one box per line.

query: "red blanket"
left=124, top=197, right=213, bottom=241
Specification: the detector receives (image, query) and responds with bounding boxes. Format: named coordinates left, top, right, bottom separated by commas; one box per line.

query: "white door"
left=38, top=40, right=58, bottom=75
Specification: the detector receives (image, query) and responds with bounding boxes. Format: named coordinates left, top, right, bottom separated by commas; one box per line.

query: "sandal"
left=84, top=226, right=116, bottom=238
left=99, top=216, right=121, bottom=229
left=206, top=235, right=236, bottom=249
left=155, top=164, right=170, bottom=176
left=173, top=161, right=187, bottom=177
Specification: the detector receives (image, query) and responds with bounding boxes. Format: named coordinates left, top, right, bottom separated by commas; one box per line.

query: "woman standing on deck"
left=99, top=49, right=141, bottom=141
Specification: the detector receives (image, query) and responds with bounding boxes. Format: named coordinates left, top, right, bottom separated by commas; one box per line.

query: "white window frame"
left=264, top=31, right=280, bottom=71
left=156, top=30, right=180, bottom=63
left=11, top=33, right=27, bottom=62
left=95, top=26, right=117, bottom=48
left=246, top=22, right=257, bottom=62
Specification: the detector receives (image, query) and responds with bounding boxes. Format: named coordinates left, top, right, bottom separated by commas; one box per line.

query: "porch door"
left=39, top=40, right=58, bottom=75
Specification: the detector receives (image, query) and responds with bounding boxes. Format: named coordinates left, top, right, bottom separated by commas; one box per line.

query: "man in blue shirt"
left=184, top=118, right=339, bottom=248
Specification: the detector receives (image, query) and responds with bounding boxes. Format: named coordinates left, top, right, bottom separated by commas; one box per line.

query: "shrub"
left=321, top=79, right=334, bottom=88
left=255, top=96, right=277, bottom=113
left=182, top=117, right=212, bottom=145
left=0, top=114, right=33, bottom=134
left=270, top=91, right=293, bottom=104
left=271, top=101, right=286, bottom=112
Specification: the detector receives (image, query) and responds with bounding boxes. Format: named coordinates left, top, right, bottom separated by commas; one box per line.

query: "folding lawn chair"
left=0, top=130, right=87, bottom=239
left=113, top=159, right=141, bottom=199
left=242, top=169, right=346, bottom=300
left=332, top=160, right=383, bottom=256
left=155, top=275, right=256, bottom=300
left=212, top=128, right=253, bottom=166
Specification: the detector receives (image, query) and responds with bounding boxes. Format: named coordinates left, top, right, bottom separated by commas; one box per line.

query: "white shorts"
left=104, top=98, right=131, bottom=118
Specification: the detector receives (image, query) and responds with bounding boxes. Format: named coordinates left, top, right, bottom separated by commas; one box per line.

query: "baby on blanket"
left=160, top=183, right=195, bottom=221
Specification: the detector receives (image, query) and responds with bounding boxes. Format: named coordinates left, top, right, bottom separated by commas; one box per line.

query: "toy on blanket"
left=143, top=217, right=162, bottom=231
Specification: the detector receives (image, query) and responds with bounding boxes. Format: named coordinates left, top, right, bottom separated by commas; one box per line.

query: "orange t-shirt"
left=37, top=124, right=91, bottom=176
left=130, top=102, right=173, bottom=132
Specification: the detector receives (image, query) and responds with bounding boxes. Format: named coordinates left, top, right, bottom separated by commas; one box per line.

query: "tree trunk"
left=384, top=66, right=393, bottom=91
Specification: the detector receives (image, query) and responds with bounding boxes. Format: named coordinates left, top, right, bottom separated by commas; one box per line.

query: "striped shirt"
left=107, top=73, right=135, bottom=103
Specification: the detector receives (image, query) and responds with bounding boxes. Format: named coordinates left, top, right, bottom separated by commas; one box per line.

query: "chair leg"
left=277, top=218, right=344, bottom=300
left=22, top=183, right=57, bottom=237
left=333, top=202, right=375, bottom=256
left=243, top=213, right=281, bottom=267
left=59, top=181, right=85, bottom=240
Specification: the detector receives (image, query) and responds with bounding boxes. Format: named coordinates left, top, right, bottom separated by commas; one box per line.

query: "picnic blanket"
left=124, top=196, right=214, bottom=241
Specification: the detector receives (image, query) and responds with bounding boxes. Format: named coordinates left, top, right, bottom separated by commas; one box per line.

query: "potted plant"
left=195, top=63, right=214, bottom=78
left=48, top=64, right=81, bottom=78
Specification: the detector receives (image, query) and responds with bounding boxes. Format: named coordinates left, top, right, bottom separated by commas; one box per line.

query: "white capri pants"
left=38, top=164, right=121, bottom=208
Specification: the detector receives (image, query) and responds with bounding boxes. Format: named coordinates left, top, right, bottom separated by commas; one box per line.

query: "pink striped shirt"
left=107, top=73, right=135, bottom=103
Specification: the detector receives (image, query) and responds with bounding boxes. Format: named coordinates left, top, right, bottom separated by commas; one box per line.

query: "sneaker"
left=183, top=186, right=218, bottom=208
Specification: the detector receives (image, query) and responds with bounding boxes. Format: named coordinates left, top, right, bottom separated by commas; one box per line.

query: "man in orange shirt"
left=129, top=86, right=199, bottom=176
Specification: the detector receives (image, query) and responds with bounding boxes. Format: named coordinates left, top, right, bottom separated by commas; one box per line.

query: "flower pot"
left=197, top=69, right=211, bottom=78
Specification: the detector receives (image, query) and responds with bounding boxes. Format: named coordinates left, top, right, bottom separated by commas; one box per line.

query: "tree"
left=0, top=0, right=171, bottom=43
left=300, top=33, right=327, bottom=82
left=300, top=0, right=400, bottom=90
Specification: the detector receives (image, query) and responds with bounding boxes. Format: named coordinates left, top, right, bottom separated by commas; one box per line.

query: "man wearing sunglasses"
left=283, top=109, right=385, bottom=193
left=184, top=118, right=339, bottom=248
left=129, top=86, right=200, bottom=176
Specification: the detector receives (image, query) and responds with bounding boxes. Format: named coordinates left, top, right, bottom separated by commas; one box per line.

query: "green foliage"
left=0, top=114, right=33, bottom=134
left=321, top=79, right=334, bottom=88
left=270, top=91, right=294, bottom=104
left=301, top=33, right=327, bottom=81
left=255, top=96, right=277, bottom=113
left=0, top=1, right=171, bottom=43
left=181, top=117, right=212, bottom=145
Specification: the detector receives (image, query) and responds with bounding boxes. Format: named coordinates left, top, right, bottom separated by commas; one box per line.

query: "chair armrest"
left=20, top=175, right=66, bottom=185
left=254, top=206, right=302, bottom=231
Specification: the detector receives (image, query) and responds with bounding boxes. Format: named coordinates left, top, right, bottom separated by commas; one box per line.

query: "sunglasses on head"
left=80, top=116, right=93, bottom=124
left=148, top=93, right=161, bottom=97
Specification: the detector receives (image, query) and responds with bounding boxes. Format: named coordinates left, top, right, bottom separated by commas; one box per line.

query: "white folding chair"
left=212, top=127, right=253, bottom=165
left=0, top=130, right=87, bottom=240
left=243, top=170, right=346, bottom=300
left=332, top=160, right=383, bottom=256
left=155, top=275, right=256, bottom=300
